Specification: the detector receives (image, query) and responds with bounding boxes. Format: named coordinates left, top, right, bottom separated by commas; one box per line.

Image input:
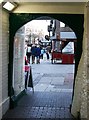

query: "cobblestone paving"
left=3, top=92, right=74, bottom=119
left=2, top=60, right=75, bottom=119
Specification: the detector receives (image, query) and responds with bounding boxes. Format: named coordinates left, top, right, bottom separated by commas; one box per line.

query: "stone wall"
left=80, top=2, right=89, bottom=118
left=71, top=2, right=88, bottom=119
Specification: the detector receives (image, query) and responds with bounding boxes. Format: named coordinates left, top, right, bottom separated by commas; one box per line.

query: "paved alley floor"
left=2, top=57, right=76, bottom=119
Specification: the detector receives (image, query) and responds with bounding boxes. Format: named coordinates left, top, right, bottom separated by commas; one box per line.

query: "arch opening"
left=8, top=14, right=84, bottom=115
left=12, top=16, right=75, bottom=113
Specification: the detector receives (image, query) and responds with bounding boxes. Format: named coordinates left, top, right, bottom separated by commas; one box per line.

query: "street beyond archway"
left=3, top=57, right=75, bottom=119
left=31, top=58, right=74, bottom=93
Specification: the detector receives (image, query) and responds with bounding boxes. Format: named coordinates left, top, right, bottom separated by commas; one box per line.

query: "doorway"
left=9, top=14, right=83, bottom=117
left=8, top=18, right=75, bottom=119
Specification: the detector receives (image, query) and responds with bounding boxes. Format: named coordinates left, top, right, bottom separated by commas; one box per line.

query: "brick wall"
left=0, top=4, right=2, bottom=120
left=0, top=9, right=10, bottom=119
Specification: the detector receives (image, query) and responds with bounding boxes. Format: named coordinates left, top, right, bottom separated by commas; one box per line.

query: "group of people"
left=25, top=44, right=49, bottom=64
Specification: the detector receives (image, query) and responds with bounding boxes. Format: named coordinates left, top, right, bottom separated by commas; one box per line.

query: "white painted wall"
left=13, top=28, right=25, bottom=96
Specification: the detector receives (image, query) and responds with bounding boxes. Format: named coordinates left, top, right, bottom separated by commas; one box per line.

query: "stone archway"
left=8, top=13, right=84, bottom=109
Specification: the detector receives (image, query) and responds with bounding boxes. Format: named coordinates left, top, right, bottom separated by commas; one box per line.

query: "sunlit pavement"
left=2, top=54, right=75, bottom=119
left=30, top=53, right=74, bottom=93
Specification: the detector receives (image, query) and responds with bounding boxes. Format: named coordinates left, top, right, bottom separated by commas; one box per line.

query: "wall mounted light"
left=3, top=2, right=17, bottom=11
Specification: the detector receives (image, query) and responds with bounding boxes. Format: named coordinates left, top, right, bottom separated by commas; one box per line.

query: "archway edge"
left=10, top=13, right=84, bottom=39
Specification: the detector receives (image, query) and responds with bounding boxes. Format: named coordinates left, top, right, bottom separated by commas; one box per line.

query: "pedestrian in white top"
left=26, top=44, right=32, bottom=64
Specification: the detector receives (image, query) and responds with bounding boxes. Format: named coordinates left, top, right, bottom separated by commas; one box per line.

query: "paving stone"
left=51, top=77, right=64, bottom=85
left=2, top=62, right=75, bottom=119
left=34, top=84, right=48, bottom=91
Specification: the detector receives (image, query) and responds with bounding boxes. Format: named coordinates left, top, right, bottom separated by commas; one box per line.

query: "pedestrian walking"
left=40, top=48, right=44, bottom=59
left=26, top=44, right=32, bottom=64
left=46, top=50, right=49, bottom=60
left=31, top=44, right=36, bottom=64
left=45, top=48, right=49, bottom=60
left=35, top=45, right=41, bottom=64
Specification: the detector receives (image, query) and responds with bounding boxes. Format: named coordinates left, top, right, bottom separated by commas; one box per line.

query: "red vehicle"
left=51, top=52, right=62, bottom=64
left=51, top=39, right=75, bottom=64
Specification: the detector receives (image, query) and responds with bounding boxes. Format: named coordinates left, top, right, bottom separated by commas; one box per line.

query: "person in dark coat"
left=35, top=45, right=41, bottom=64
left=31, top=44, right=36, bottom=64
